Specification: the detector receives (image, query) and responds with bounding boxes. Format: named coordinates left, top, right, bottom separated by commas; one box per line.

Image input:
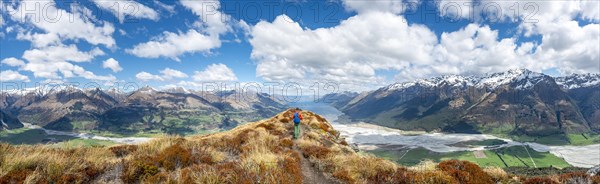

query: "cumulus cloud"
left=102, top=58, right=123, bottom=72
left=7, top=0, right=115, bottom=48
left=160, top=68, right=188, bottom=79
left=180, top=0, right=231, bottom=36
left=518, top=1, right=599, bottom=74
left=399, top=24, right=538, bottom=80
left=250, top=1, right=598, bottom=89
left=19, top=44, right=115, bottom=81
left=127, top=29, right=220, bottom=61
left=342, top=0, right=419, bottom=14
left=136, top=71, right=163, bottom=81
left=457, top=0, right=599, bottom=23
left=92, top=0, right=159, bottom=23
left=0, top=70, right=30, bottom=82
left=250, top=13, right=436, bottom=85
left=1, top=57, right=25, bottom=67
left=434, top=0, right=600, bottom=75
left=128, top=0, right=231, bottom=60
left=22, top=45, right=104, bottom=64
left=135, top=68, right=188, bottom=81
left=193, top=63, right=237, bottom=82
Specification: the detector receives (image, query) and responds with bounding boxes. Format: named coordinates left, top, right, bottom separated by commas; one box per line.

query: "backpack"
left=293, top=112, right=301, bottom=124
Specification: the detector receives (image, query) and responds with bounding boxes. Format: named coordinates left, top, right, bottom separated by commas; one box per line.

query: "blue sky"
left=0, top=0, right=598, bottom=92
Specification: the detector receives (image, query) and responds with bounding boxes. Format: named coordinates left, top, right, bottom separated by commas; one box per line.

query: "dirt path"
left=295, top=125, right=340, bottom=184
left=297, top=149, right=336, bottom=184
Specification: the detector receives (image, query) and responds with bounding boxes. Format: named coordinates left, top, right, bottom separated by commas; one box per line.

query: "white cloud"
left=102, top=58, right=123, bottom=72
left=249, top=2, right=599, bottom=90
left=160, top=68, right=188, bottom=79
left=411, top=24, right=539, bottom=79
left=180, top=0, right=231, bottom=36
left=135, top=68, right=188, bottom=81
left=432, top=1, right=599, bottom=74
left=7, top=0, right=115, bottom=48
left=193, top=63, right=237, bottom=82
left=0, top=70, right=30, bottom=82
left=136, top=71, right=163, bottom=81
left=127, top=29, right=221, bottom=61
left=22, top=45, right=104, bottom=64
left=1, top=57, right=25, bottom=67
left=496, top=1, right=597, bottom=23
left=154, top=0, right=176, bottom=14
left=20, top=44, right=115, bottom=81
left=92, top=0, right=159, bottom=23
left=439, top=0, right=600, bottom=75
left=516, top=1, right=599, bottom=74
left=128, top=0, right=232, bottom=60
left=126, top=29, right=220, bottom=61
left=342, top=0, right=419, bottom=14
left=531, top=21, right=599, bottom=74
left=250, top=13, right=436, bottom=84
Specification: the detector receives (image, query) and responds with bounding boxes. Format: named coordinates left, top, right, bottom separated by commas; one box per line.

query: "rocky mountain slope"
left=329, top=69, right=599, bottom=137
left=1, top=110, right=597, bottom=183
left=0, top=87, right=287, bottom=134
left=0, top=109, right=22, bottom=130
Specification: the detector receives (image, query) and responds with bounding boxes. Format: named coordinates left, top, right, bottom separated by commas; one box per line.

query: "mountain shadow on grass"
left=442, top=121, right=481, bottom=134
left=0, top=129, right=75, bottom=144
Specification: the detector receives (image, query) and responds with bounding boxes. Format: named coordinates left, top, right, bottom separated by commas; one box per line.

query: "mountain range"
left=0, top=86, right=286, bottom=134
left=323, top=69, right=600, bottom=139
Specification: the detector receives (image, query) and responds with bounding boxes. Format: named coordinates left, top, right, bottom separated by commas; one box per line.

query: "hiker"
left=292, top=108, right=303, bottom=139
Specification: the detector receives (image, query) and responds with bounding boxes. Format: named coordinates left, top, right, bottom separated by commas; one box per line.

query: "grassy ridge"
left=0, top=110, right=597, bottom=183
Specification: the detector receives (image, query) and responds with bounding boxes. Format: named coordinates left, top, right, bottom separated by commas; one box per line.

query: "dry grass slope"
left=0, top=109, right=595, bottom=184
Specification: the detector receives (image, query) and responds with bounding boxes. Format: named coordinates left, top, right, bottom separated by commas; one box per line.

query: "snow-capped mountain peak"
left=387, top=75, right=476, bottom=91
left=386, top=69, right=556, bottom=91
left=556, top=73, right=600, bottom=89
left=163, top=86, right=191, bottom=94
left=137, top=86, right=158, bottom=95
left=476, top=68, right=546, bottom=89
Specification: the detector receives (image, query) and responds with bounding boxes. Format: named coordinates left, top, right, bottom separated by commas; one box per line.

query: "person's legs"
left=294, top=124, right=300, bottom=139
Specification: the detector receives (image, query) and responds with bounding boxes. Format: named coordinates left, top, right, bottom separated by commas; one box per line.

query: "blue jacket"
left=293, top=112, right=302, bottom=124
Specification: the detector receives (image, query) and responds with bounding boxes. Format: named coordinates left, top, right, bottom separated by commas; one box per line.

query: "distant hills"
left=323, top=69, right=600, bottom=139
left=0, top=86, right=286, bottom=134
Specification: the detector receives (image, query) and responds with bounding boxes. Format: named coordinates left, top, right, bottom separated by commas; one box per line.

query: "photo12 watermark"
left=0, top=0, right=542, bottom=25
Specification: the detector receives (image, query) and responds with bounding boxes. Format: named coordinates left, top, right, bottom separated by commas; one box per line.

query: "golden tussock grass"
left=0, top=109, right=588, bottom=183
left=0, top=109, right=304, bottom=183
left=523, top=177, right=560, bottom=184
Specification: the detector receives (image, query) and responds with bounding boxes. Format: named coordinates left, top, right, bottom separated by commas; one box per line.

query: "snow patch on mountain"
left=388, top=75, right=476, bottom=90
left=556, top=73, right=600, bottom=89
left=386, top=69, right=561, bottom=91
left=138, top=86, right=158, bottom=95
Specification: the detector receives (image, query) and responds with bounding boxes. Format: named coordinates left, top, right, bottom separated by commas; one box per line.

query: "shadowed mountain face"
left=0, top=87, right=287, bottom=133
left=0, top=109, right=22, bottom=130
left=328, top=69, right=599, bottom=137
left=566, top=86, right=600, bottom=131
